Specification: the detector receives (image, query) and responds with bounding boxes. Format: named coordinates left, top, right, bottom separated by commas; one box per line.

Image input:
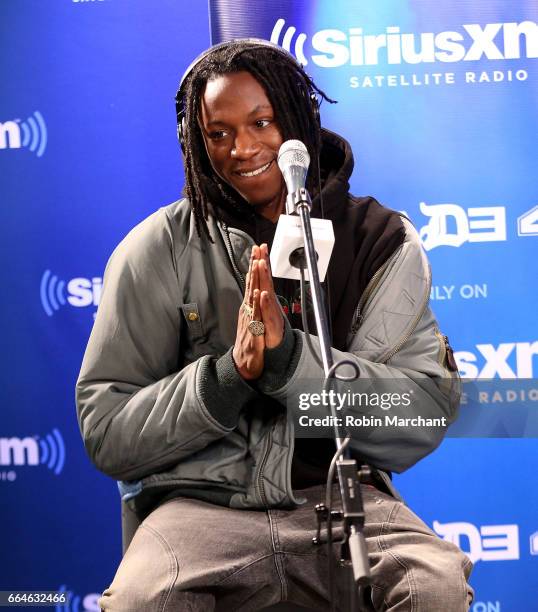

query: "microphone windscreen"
left=277, top=140, right=310, bottom=174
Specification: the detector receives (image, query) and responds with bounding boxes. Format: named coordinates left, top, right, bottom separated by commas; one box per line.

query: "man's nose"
left=231, top=129, right=261, bottom=159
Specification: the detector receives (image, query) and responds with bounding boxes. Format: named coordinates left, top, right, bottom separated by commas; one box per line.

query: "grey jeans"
left=99, top=484, right=473, bottom=611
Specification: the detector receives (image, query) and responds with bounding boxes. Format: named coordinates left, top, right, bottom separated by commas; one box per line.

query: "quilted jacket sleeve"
left=258, top=219, right=460, bottom=473
left=75, top=209, right=257, bottom=481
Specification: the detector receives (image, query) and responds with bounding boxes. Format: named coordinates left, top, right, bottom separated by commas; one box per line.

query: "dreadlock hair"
left=178, top=40, right=335, bottom=242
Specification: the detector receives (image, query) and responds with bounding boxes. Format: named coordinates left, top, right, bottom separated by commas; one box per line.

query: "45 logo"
left=518, top=205, right=538, bottom=237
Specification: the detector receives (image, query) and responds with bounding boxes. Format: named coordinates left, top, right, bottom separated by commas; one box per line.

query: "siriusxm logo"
left=418, top=202, right=506, bottom=250
left=40, top=270, right=102, bottom=317
left=56, top=586, right=100, bottom=612
left=0, top=111, right=47, bottom=157
left=433, top=520, right=519, bottom=563
left=455, top=341, right=538, bottom=379
left=271, top=19, right=538, bottom=68
left=0, top=429, right=65, bottom=476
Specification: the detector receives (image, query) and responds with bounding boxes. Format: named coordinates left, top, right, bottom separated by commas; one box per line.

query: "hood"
left=209, top=128, right=405, bottom=352
left=312, top=128, right=354, bottom=217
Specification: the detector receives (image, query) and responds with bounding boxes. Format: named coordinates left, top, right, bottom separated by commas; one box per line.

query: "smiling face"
left=199, top=71, right=286, bottom=223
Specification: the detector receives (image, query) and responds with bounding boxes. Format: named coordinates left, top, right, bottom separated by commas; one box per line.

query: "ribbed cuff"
left=256, top=318, right=302, bottom=393
left=198, top=348, right=258, bottom=429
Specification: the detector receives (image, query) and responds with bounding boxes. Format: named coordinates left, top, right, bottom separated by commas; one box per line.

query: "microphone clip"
left=286, top=187, right=312, bottom=215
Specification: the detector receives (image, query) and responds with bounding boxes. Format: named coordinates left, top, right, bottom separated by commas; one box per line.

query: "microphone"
left=277, top=140, right=310, bottom=214
left=270, top=140, right=335, bottom=281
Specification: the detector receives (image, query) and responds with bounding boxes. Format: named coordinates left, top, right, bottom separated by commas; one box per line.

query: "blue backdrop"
left=1, top=1, right=536, bottom=611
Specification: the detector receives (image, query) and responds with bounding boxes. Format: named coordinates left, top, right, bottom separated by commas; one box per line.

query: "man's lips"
left=233, top=160, right=274, bottom=178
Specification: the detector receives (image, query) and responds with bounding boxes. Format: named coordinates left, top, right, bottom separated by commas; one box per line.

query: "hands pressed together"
left=232, top=244, right=285, bottom=380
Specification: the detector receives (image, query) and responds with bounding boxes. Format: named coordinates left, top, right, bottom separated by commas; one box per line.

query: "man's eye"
left=209, top=130, right=227, bottom=140
left=255, top=119, right=271, bottom=128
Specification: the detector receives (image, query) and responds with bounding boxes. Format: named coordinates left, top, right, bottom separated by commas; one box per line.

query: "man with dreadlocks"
left=77, top=40, right=473, bottom=611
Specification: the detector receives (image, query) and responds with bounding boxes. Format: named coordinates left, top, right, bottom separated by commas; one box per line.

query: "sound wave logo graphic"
left=0, top=428, right=65, bottom=476
left=270, top=18, right=309, bottom=65
left=0, top=111, right=47, bottom=157
left=39, top=429, right=66, bottom=476
left=40, top=270, right=67, bottom=316
left=18, top=111, right=47, bottom=157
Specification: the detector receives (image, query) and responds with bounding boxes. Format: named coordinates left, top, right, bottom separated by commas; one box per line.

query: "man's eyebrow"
left=203, top=119, right=226, bottom=128
left=203, top=104, right=274, bottom=128
left=247, top=104, right=273, bottom=116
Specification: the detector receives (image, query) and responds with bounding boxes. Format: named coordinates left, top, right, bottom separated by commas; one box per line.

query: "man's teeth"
left=238, top=161, right=272, bottom=177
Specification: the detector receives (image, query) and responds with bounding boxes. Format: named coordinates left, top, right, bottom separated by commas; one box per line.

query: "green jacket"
left=76, top=197, right=459, bottom=516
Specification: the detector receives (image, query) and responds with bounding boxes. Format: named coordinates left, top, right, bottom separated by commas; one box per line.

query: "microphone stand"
left=286, top=188, right=371, bottom=611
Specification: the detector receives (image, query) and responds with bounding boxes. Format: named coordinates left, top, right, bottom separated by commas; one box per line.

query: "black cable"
left=299, top=264, right=324, bottom=369
left=323, top=360, right=361, bottom=611
left=326, top=435, right=351, bottom=612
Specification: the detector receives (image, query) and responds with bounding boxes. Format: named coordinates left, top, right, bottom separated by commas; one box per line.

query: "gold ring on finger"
left=247, top=320, right=265, bottom=336
left=241, top=303, right=253, bottom=318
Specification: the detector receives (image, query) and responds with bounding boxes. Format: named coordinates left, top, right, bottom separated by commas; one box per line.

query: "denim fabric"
left=99, top=484, right=473, bottom=611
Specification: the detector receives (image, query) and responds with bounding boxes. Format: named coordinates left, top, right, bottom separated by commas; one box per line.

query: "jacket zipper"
left=221, top=223, right=247, bottom=291
left=349, top=246, right=432, bottom=362
left=256, top=428, right=272, bottom=507
left=349, top=256, right=393, bottom=336
left=434, top=328, right=459, bottom=373
left=381, top=265, right=432, bottom=363
left=434, top=327, right=448, bottom=368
